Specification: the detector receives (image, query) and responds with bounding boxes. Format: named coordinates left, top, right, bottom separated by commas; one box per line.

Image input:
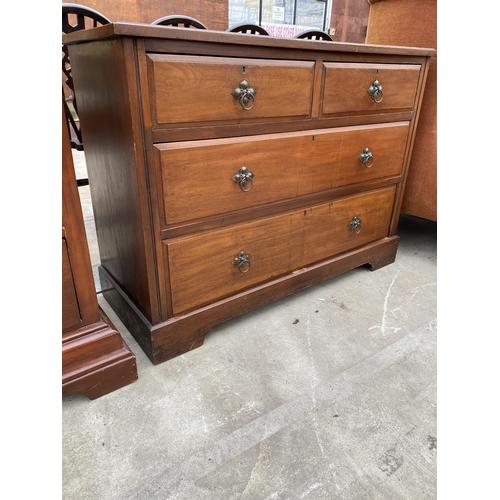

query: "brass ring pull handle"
left=348, top=216, right=362, bottom=234
left=231, top=80, right=257, bottom=111
left=358, top=148, right=374, bottom=168
left=231, top=250, right=252, bottom=273
left=367, top=80, right=384, bottom=103
left=232, top=166, right=254, bottom=192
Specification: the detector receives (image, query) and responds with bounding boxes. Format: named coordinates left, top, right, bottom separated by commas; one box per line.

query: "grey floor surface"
left=63, top=150, right=437, bottom=499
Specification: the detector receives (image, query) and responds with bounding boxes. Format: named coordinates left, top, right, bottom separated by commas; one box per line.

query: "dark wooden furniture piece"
left=227, top=23, right=269, bottom=35
left=63, top=23, right=435, bottom=365
left=151, top=15, right=207, bottom=29
left=62, top=101, right=138, bottom=398
left=366, top=0, right=437, bottom=221
left=294, top=29, right=332, bottom=41
left=62, top=3, right=111, bottom=155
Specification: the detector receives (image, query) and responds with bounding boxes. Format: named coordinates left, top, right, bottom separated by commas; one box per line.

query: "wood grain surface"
left=322, top=62, right=421, bottom=115
left=157, top=122, right=408, bottom=225
left=167, top=187, right=395, bottom=314
left=149, top=54, right=315, bottom=125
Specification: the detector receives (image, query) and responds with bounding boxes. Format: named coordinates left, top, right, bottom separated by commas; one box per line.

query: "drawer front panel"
left=148, top=54, right=315, bottom=126
left=167, top=187, right=395, bottom=314
left=322, top=63, right=420, bottom=116
left=158, top=122, right=408, bottom=225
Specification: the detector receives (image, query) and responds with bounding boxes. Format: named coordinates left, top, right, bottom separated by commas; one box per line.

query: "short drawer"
left=322, top=63, right=420, bottom=116
left=156, top=122, right=408, bottom=225
left=166, top=187, right=396, bottom=314
left=148, top=54, right=315, bottom=127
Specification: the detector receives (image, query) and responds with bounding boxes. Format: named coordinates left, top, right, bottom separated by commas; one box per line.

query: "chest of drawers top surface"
left=62, top=22, right=436, bottom=55
left=63, top=23, right=434, bottom=365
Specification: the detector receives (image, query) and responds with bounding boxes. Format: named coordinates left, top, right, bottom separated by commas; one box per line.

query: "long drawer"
left=148, top=54, right=315, bottom=126
left=156, top=122, right=408, bottom=225
left=322, top=63, right=421, bottom=116
left=166, top=187, right=396, bottom=314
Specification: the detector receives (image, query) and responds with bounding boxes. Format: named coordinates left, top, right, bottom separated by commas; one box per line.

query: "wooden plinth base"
left=62, top=307, right=138, bottom=400
left=100, top=236, right=399, bottom=366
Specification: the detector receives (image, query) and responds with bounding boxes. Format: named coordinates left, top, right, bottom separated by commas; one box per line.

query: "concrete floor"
left=63, top=150, right=437, bottom=499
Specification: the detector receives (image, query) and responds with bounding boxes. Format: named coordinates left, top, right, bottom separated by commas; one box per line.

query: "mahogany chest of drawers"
left=63, top=23, right=435, bottom=365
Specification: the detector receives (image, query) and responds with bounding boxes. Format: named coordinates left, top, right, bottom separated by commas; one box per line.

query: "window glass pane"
left=229, top=0, right=259, bottom=25
left=295, top=0, right=325, bottom=30
left=261, top=0, right=294, bottom=25
left=228, top=0, right=329, bottom=34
